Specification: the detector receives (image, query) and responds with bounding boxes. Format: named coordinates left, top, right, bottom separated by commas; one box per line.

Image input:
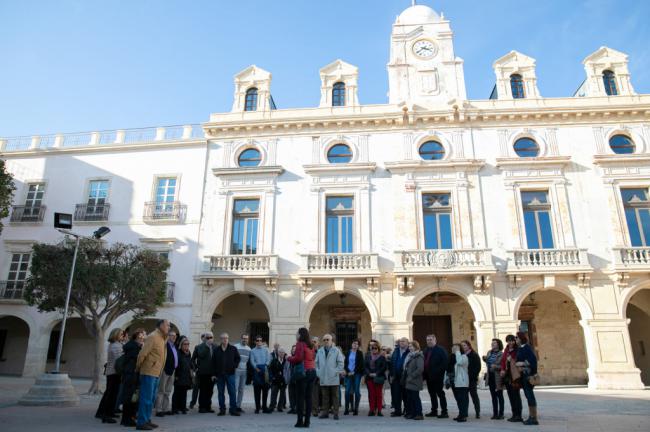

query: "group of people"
left=93, top=319, right=540, bottom=430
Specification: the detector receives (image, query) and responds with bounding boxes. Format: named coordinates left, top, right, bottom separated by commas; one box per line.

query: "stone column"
left=269, top=321, right=309, bottom=352
left=580, top=318, right=644, bottom=389
left=374, top=320, right=411, bottom=349
left=22, top=326, right=50, bottom=377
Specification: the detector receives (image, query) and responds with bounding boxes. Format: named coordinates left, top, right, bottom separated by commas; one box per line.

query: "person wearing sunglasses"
left=315, top=334, right=344, bottom=420
left=364, top=339, right=387, bottom=416
left=191, top=331, right=215, bottom=413
left=249, top=335, right=271, bottom=413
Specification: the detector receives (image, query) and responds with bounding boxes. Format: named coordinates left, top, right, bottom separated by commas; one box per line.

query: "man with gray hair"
left=390, top=337, right=410, bottom=417
left=315, top=334, right=344, bottom=420
left=192, top=331, right=215, bottom=413
left=213, top=332, right=241, bottom=416
left=234, top=333, right=251, bottom=412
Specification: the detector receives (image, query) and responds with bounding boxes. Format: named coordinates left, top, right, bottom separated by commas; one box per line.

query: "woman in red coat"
left=287, top=327, right=316, bottom=428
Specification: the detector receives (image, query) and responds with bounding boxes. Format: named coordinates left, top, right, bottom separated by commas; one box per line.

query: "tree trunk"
left=88, top=326, right=105, bottom=394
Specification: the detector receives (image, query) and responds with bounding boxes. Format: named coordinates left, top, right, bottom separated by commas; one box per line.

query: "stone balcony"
left=394, top=249, right=494, bottom=276
left=612, top=247, right=650, bottom=273
left=507, top=248, right=592, bottom=287
left=201, top=254, right=278, bottom=279
left=298, top=253, right=380, bottom=289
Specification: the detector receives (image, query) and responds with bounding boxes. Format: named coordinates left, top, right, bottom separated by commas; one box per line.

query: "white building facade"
left=1, top=4, right=649, bottom=390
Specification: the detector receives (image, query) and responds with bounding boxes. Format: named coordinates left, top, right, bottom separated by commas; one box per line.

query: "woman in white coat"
left=451, top=343, right=469, bottom=423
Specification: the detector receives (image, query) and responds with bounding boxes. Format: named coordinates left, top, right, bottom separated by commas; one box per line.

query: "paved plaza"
left=0, top=376, right=648, bottom=431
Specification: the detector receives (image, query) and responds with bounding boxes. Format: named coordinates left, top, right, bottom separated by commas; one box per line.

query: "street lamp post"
left=18, top=218, right=110, bottom=407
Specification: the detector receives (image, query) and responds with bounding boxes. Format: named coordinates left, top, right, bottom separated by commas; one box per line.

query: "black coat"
left=120, top=340, right=141, bottom=404
left=364, top=352, right=387, bottom=381
left=268, top=356, right=287, bottom=386
left=344, top=350, right=365, bottom=375
left=164, top=342, right=178, bottom=376
left=212, top=343, right=241, bottom=376
left=468, top=350, right=481, bottom=382
left=192, top=342, right=215, bottom=376
left=424, top=345, right=448, bottom=381
left=175, top=350, right=193, bottom=388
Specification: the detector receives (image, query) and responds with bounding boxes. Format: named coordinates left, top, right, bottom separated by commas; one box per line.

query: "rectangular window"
left=422, top=193, right=453, bottom=249
left=87, top=180, right=109, bottom=217
left=621, top=188, right=650, bottom=247
left=326, top=196, right=354, bottom=253
left=4, top=253, right=30, bottom=299
left=155, top=177, right=177, bottom=213
left=231, top=199, right=259, bottom=255
left=22, top=183, right=45, bottom=221
left=521, top=191, right=554, bottom=249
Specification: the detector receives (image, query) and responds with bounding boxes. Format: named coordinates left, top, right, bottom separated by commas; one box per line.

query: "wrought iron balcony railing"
left=74, top=203, right=110, bottom=222
left=10, top=205, right=46, bottom=223
left=143, top=201, right=186, bottom=223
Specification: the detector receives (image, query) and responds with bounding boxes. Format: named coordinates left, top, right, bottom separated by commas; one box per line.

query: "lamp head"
left=93, top=226, right=111, bottom=239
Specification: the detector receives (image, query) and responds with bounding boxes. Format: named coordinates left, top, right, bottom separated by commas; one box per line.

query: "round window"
left=238, top=148, right=262, bottom=167
left=513, top=137, right=540, bottom=157
left=327, top=144, right=353, bottom=164
left=609, top=134, right=635, bottom=154
left=418, top=140, right=445, bottom=160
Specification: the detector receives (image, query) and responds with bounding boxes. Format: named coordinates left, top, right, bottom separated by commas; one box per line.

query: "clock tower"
left=387, top=3, right=467, bottom=107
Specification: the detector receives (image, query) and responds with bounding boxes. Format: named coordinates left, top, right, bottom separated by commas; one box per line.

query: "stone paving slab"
left=0, top=377, right=648, bottom=431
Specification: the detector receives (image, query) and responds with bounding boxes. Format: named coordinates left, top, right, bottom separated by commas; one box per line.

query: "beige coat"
left=136, top=329, right=167, bottom=377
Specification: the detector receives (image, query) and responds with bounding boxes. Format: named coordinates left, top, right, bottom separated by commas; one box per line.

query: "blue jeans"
left=344, top=374, right=361, bottom=408
left=137, top=375, right=160, bottom=427
left=521, top=375, right=537, bottom=407
left=216, top=374, right=237, bottom=413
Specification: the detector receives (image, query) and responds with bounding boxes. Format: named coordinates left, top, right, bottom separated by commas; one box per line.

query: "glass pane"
left=247, top=218, right=258, bottom=254
left=326, top=216, right=339, bottom=253
left=639, top=209, right=650, bottom=247
left=625, top=208, right=643, bottom=246
left=418, top=141, right=445, bottom=160
left=513, top=138, right=539, bottom=157
left=423, top=193, right=450, bottom=208
left=327, top=144, right=352, bottom=163
left=524, top=211, right=540, bottom=249
left=238, top=148, right=262, bottom=167
left=423, top=213, right=439, bottom=249
left=343, top=216, right=353, bottom=253
left=621, top=188, right=648, bottom=203
left=538, top=211, right=554, bottom=248
left=326, top=196, right=353, bottom=211
left=231, top=219, right=244, bottom=254
left=234, top=199, right=260, bottom=213
left=439, top=213, right=453, bottom=249
left=521, top=191, right=548, bottom=206
left=609, top=135, right=635, bottom=154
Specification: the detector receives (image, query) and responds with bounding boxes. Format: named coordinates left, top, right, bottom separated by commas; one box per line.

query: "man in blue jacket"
left=424, top=334, right=449, bottom=418
left=389, top=337, right=410, bottom=417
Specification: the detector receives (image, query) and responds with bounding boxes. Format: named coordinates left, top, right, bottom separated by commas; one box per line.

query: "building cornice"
left=385, top=159, right=485, bottom=173
left=212, top=166, right=284, bottom=177
left=495, top=156, right=572, bottom=169
left=592, top=154, right=650, bottom=166
left=303, top=162, right=377, bottom=175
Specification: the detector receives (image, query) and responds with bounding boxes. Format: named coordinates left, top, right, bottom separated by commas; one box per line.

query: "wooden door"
left=413, top=315, right=453, bottom=353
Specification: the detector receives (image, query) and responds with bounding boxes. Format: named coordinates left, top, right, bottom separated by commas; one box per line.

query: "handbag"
left=291, top=362, right=306, bottom=383
left=528, top=373, right=541, bottom=386
left=373, top=374, right=386, bottom=385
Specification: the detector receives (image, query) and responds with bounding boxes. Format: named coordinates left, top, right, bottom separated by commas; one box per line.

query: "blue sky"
left=1, top=0, right=648, bottom=137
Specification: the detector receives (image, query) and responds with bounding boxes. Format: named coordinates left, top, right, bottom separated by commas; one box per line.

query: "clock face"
left=413, top=39, right=436, bottom=59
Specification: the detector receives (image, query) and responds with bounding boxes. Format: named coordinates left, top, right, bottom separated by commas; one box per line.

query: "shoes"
left=237, top=407, right=244, bottom=413
left=318, top=413, right=329, bottom=419
left=294, top=420, right=304, bottom=428
left=353, top=410, right=358, bottom=416
left=230, top=411, right=241, bottom=416
left=121, top=420, right=136, bottom=427
left=377, top=411, right=383, bottom=417
left=287, top=410, right=296, bottom=414
left=164, top=411, right=173, bottom=416
left=189, top=404, right=195, bottom=409
left=333, top=414, right=339, bottom=420
left=101, top=418, right=117, bottom=424
left=278, top=408, right=284, bottom=412
left=476, top=413, right=481, bottom=419
left=425, top=411, right=437, bottom=417
left=456, top=417, right=467, bottom=422
left=263, top=408, right=272, bottom=414
left=181, top=410, right=188, bottom=414
left=368, top=411, right=375, bottom=416
left=344, top=410, right=349, bottom=415
left=147, top=422, right=159, bottom=429
left=523, top=417, right=539, bottom=425
left=135, top=425, right=153, bottom=431
left=217, top=411, right=226, bottom=416
left=413, top=415, right=424, bottom=420
left=438, top=412, right=449, bottom=418
left=497, top=414, right=504, bottom=419
left=390, top=412, right=402, bottom=417
left=114, top=409, right=122, bottom=414
left=508, top=416, right=523, bottom=422
left=198, top=408, right=215, bottom=413
left=154, top=412, right=165, bottom=418
left=255, top=409, right=260, bottom=414
left=405, top=415, right=414, bottom=419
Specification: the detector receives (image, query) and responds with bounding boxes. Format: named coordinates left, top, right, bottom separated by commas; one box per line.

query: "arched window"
left=238, top=148, right=262, bottom=167
left=244, top=87, right=258, bottom=111
left=609, top=134, right=635, bottom=154
left=332, top=82, right=346, bottom=107
left=327, top=144, right=353, bottom=163
left=603, top=70, right=618, bottom=96
left=418, top=140, right=445, bottom=160
left=513, top=137, right=540, bottom=157
left=510, top=74, right=525, bottom=99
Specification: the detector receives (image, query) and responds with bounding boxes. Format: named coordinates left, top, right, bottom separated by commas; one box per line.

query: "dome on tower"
left=397, top=4, right=440, bottom=25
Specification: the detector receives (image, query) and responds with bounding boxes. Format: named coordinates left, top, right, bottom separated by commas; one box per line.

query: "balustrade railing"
left=615, top=247, right=650, bottom=266
left=208, top=254, right=277, bottom=273
left=510, top=248, right=587, bottom=269
left=0, top=124, right=204, bottom=152
left=398, top=249, right=490, bottom=270
left=303, top=253, right=378, bottom=272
